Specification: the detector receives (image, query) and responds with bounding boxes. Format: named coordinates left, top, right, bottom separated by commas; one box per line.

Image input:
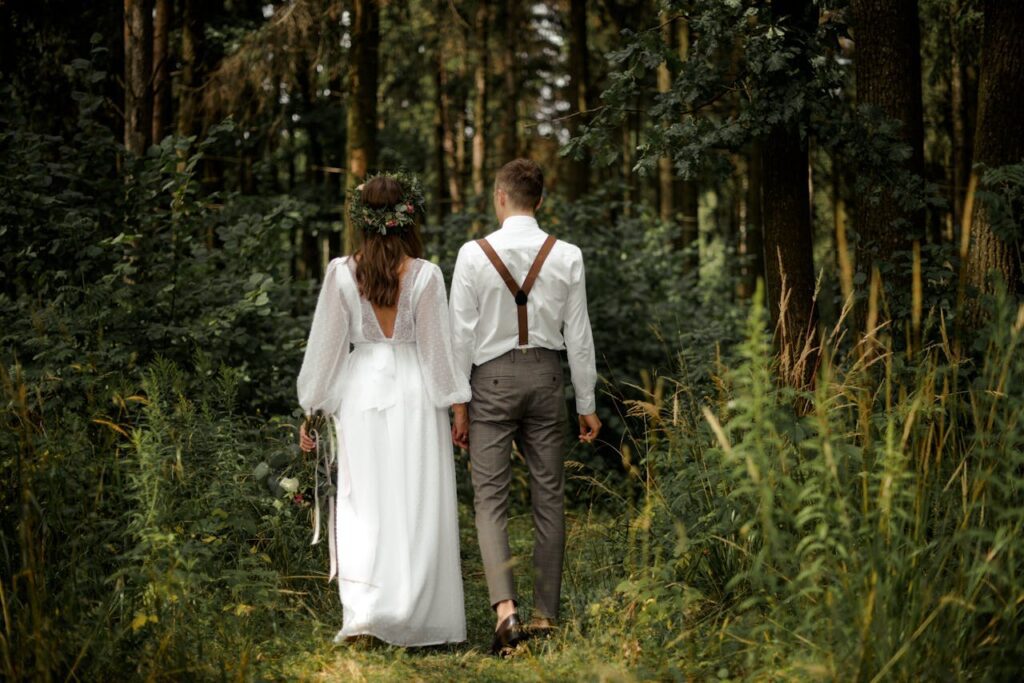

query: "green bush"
left=584, top=282, right=1024, bottom=680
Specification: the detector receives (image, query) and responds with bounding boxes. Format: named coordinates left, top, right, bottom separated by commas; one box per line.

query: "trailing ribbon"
left=309, top=413, right=350, bottom=583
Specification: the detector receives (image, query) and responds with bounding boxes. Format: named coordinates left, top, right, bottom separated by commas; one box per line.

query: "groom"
left=449, top=158, right=601, bottom=654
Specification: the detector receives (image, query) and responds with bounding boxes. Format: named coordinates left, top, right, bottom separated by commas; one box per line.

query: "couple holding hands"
left=296, top=158, right=599, bottom=655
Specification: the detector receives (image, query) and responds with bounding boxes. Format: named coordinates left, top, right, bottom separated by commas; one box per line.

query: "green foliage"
left=582, top=283, right=1024, bottom=680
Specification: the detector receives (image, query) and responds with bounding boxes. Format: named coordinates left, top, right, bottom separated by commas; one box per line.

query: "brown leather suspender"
left=476, top=234, right=558, bottom=346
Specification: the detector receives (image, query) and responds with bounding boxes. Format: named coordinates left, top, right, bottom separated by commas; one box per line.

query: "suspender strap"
left=476, top=234, right=558, bottom=346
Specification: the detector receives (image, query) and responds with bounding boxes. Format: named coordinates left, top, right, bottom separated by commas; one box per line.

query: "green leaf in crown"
left=347, top=171, right=426, bottom=236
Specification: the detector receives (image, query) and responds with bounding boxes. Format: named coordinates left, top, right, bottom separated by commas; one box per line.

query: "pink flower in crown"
left=405, top=203, right=415, bottom=214
left=386, top=219, right=398, bottom=229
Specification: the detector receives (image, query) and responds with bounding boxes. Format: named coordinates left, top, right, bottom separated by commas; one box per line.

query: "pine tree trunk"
left=674, top=18, right=699, bottom=270
left=739, top=141, right=764, bottom=299
left=566, top=0, right=591, bottom=199
left=495, top=0, right=519, bottom=162
left=657, top=13, right=675, bottom=226
left=177, top=0, right=204, bottom=143
left=762, top=0, right=818, bottom=387
left=965, top=0, right=1024, bottom=302
left=345, top=0, right=380, bottom=253
left=151, top=0, right=171, bottom=144
left=850, top=0, right=926, bottom=289
left=471, top=1, right=489, bottom=235
left=950, top=0, right=978, bottom=238
left=434, top=37, right=450, bottom=225
left=123, top=0, right=153, bottom=156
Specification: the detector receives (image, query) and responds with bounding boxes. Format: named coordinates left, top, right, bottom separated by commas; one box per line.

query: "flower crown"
left=348, top=171, right=426, bottom=236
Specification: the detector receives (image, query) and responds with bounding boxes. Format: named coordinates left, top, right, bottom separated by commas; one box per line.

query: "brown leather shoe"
left=491, top=613, right=527, bottom=656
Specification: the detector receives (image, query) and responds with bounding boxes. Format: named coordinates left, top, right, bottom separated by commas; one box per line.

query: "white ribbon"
left=310, top=415, right=350, bottom=583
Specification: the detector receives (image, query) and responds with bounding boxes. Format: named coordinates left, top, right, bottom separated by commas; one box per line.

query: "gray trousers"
left=468, top=347, right=567, bottom=620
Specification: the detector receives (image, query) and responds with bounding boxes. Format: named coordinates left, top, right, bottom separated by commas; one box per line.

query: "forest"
left=2, top=0, right=1023, bottom=680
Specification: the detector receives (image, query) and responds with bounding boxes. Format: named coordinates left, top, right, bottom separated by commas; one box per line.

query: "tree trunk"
left=123, top=0, right=153, bottom=156
left=177, top=0, right=204, bottom=143
left=965, top=1, right=1024, bottom=302
left=440, top=67, right=464, bottom=214
left=151, top=0, right=171, bottom=144
left=674, top=18, right=699, bottom=270
left=471, top=1, right=489, bottom=235
left=345, top=0, right=380, bottom=253
left=738, top=141, right=764, bottom=299
left=950, top=0, right=978, bottom=239
left=495, top=0, right=519, bottom=162
left=434, top=33, right=450, bottom=226
left=762, top=0, right=818, bottom=387
left=657, top=12, right=674, bottom=225
left=850, top=0, right=926, bottom=290
left=566, top=0, right=591, bottom=199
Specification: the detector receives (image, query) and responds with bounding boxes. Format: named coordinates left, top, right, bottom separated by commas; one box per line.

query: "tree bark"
left=151, top=0, right=171, bottom=144
left=440, top=35, right=465, bottom=215
left=345, top=0, right=381, bottom=253
left=850, top=0, right=926, bottom=288
left=177, top=0, right=204, bottom=143
left=123, top=0, right=153, bottom=156
left=762, top=0, right=818, bottom=387
left=566, top=0, right=591, bottom=199
left=965, top=0, right=1024, bottom=302
left=657, top=12, right=674, bottom=225
left=471, top=1, right=489, bottom=235
left=674, top=18, right=699, bottom=270
left=950, top=0, right=978, bottom=239
left=434, top=30, right=451, bottom=225
left=495, top=0, right=519, bottom=162
left=738, top=141, right=764, bottom=299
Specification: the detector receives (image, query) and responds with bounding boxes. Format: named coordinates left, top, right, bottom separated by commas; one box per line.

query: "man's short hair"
left=495, top=158, right=544, bottom=209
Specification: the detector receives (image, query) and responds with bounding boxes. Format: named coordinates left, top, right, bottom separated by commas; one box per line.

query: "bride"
left=296, top=173, right=470, bottom=646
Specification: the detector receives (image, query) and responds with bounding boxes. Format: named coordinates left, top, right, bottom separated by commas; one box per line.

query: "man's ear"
left=535, top=194, right=544, bottom=211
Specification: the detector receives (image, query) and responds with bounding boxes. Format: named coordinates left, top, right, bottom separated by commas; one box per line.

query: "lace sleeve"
left=414, top=263, right=472, bottom=408
left=296, top=258, right=350, bottom=416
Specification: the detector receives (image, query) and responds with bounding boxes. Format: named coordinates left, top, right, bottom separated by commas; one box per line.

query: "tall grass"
left=590, top=282, right=1024, bottom=680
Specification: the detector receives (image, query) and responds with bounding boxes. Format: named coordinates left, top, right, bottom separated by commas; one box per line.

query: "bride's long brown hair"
left=354, top=176, right=424, bottom=307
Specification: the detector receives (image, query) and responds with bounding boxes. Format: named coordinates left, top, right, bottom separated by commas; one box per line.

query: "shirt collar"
left=499, top=215, right=541, bottom=233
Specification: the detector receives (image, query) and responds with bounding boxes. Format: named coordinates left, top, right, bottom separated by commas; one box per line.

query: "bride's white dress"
left=296, top=256, right=471, bottom=646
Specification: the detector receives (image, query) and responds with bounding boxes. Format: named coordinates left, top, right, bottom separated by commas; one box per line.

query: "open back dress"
left=296, top=256, right=471, bottom=646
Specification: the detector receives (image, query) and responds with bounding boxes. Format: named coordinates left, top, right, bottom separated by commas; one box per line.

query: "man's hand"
left=299, top=421, right=317, bottom=452
left=578, top=413, right=601, bottom=444
left=452, top=403, right=470, bottom=450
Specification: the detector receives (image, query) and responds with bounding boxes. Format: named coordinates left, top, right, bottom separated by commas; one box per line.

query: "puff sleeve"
left=414, top=263, right=473, bottom=408
left=296, top=258, right=351, bottom=416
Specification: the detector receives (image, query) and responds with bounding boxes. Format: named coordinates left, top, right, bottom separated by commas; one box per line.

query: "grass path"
left=264, top=503, right=631, bottom=682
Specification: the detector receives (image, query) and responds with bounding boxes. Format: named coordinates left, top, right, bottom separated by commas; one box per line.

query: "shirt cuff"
left=575, top=392, right=596, bottom=415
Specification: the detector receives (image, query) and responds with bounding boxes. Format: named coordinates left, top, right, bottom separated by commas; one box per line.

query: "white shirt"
left=449, top=215, right=598, bottom=415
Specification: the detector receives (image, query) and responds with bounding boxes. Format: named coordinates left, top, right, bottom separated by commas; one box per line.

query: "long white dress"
left=296, top=256, right=471, bottom=646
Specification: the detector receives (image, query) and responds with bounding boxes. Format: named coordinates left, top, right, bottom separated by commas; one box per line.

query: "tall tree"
left=656, top=12, right=675, bottom=225
left=674, top=17, right=699, bottom=269
left=345, top=0, right=380, bottom=252
left=440, top=16, right=467, bottom=215
left=762, top=0, right=819, bottom=386
left=565, top=0, right=591, bottom=198
left=151, top=0, right=171, bottom=144
left=494, top=0, right=519, bottom=162
left=470, top=0, right=489, bottom=235
left=965, top=0, right=1024, bottom=303
left=850, top=0, right=926, bottom=287
left=738, top=141, right=764, bottom=299
left=949, top=0, right=978, bottom=236
left=177, top=0, right=205, bottom=143
left=123, top=0, right=153, bottom=155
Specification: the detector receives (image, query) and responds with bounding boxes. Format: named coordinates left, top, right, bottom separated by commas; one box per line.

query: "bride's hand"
left=299, top=422, right=317, bottom=452
left=451, top=403, right=470, bottom=450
